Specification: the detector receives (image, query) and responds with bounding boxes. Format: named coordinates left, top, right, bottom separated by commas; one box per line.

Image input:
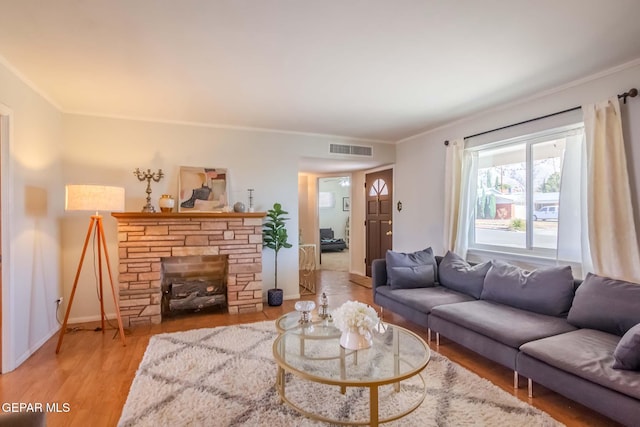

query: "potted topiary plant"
left=263, top=202, right=292, bottom=306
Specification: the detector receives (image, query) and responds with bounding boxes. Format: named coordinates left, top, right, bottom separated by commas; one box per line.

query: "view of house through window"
left=471, top=125, right=582, bottom=257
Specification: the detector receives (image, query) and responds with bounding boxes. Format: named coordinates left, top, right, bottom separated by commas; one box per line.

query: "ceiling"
left=1, top=0, right=640, bottom=145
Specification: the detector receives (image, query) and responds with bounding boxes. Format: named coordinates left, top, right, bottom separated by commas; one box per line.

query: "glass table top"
left=275, top=310, right=334, bottom=333
left=272, top=322, right=430, bottom=386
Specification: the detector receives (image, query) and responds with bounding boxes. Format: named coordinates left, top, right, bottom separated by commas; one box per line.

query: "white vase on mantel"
left=339, top=327, right=373, bottom=350
left=158, top=194, right=175, bottom=213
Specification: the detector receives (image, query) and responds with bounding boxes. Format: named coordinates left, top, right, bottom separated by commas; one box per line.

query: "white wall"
left=298, top=174, right=312, bottom=244
left=298, top=172, right=323, bottom=269
left=62, top=114, right=395, bottom=317
left=394, top=59, right=640, bottom=258
left=0, top=60, right=63, bottom=372
left=350, top=170, right=366, bottom=275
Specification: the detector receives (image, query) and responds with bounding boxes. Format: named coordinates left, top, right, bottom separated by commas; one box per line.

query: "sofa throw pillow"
left=568, top=273, right=640, bottom=336
left=386, top=247, right=437, bottom=289
left=438, top=251, right=490, bottom=298
left=613, top=323, right=640, bottom=370
left=389, top=265, right=436, bottom=289
left=481, top=261, right=574, bottom=317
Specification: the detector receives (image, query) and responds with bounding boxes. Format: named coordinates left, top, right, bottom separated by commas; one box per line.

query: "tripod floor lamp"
left=56, top=185, right=127, bottom=354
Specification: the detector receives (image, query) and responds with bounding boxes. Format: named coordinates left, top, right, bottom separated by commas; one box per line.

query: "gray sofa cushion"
left=438, top=251, right=490, bottom=298
left=386, top=247, right=437, bottom=289
left=520, top=329, right=640, bottom=400
left=388, top=264, right=435, bottom=289
left=376, top=285, right=475, bottom=314
left=430, top=300, right=577, bottom=348
left=568, top=273, right=640, bottom=336
left=481, top=261, right=575, bottom=317
left=613, top=323, right=640, bottom=370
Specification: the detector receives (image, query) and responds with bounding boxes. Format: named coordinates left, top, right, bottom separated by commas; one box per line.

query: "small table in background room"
left=299, top=243, right=316, bottom=295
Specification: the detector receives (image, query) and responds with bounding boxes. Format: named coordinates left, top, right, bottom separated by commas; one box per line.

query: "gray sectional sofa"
left=372, top=249, right=640, bottom=426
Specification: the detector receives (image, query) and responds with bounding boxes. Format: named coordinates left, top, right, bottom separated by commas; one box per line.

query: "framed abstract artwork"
left=343, top=197, right=350, bottom=211
left=178, top=166, right=229, bottom=212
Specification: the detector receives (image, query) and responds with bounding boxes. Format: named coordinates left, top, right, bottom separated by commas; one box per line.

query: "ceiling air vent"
left=329, top=143, right=373, bottom=157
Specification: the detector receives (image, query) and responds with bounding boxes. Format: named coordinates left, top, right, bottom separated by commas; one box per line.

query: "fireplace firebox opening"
left=161, top=255, right=228, bottom=316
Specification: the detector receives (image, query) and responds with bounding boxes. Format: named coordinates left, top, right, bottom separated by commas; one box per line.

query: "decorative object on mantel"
left=133, top=168, right=164, bottom=212
left=248, top=188, right=255, bottom=212
left=158, top=194, right=175, bottom=213
left=263, top=202, right=293, bottom=306
left=57, top=185, right=127, bottom=353
left=178, top=166, right=228, bottom=212
left=332, top=300, right=379, bottom=350
left=233, top=201, right=246, bottom=212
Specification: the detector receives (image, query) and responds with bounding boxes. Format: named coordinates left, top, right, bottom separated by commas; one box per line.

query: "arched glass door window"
left=369, top=178, right=389, bottom=197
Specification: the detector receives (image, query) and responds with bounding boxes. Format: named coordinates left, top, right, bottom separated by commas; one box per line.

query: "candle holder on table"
left=319, top=292, right=329, bottom=319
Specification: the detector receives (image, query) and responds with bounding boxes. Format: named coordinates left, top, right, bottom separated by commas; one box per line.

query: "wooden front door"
left=365, top=169, right=393, bottom=276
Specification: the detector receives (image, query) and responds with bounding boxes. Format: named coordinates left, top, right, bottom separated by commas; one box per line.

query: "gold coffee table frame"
left=272, top=322, right=430, bottom=426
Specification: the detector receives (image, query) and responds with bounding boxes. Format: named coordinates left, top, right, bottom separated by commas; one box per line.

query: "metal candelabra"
left=134, top=168, right=164, bottom=212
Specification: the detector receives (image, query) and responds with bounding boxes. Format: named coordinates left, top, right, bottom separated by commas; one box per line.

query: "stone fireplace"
left=112, top=212, right=265, bottom=327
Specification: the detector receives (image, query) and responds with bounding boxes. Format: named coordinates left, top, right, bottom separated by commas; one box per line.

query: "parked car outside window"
left=533, top=205, right=558, bottom=221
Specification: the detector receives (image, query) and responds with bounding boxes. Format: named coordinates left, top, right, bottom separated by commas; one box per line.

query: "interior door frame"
left=0, top=103, right=13, bottom=373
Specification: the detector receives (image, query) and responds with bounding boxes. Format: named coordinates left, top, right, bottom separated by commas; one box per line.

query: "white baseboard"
left=11, top=326, right=60, bottom=372
left=68, top=313, right=118, bottom=324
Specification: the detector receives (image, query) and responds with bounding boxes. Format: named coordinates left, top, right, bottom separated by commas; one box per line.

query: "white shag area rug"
left=118, top=321, right=563, bottom=427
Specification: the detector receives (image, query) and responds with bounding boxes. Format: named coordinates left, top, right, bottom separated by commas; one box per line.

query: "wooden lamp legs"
left=56, top=215, right=126, bottom=354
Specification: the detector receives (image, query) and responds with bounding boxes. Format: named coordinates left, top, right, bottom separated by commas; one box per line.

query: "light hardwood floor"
left=0, top=270, right=620, bottom=426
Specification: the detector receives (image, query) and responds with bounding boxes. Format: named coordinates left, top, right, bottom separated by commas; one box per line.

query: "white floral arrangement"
left=332, top=300, right=380, bottom=335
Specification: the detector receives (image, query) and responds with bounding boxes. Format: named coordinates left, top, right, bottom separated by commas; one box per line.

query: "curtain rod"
left=443, top=87, right=638, bottom=146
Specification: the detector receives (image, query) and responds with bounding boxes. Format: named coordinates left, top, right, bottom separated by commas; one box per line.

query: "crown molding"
left=0, top=54, right=62, bottom=111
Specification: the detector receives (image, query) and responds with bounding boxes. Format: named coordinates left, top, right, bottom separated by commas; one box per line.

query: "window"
left=369, top=178, right=388, bottom=197
left=466, top=123, right=584, bottom=259
left=318, top=191, right=335, bottom=208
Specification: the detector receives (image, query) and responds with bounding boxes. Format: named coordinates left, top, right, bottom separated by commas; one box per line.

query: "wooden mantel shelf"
left=112, top=211, right=266, bottom=219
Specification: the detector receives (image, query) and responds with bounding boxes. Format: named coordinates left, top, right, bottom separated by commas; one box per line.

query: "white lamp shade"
left=65, top=185, right=125, bottom=212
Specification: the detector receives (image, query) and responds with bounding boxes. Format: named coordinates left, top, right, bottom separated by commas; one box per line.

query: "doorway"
left=365, top=169, right=393, bottom=276
left=318, top=176, right=350, bottom=272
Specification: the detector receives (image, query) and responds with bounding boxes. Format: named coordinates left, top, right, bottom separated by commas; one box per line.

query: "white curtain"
left=556, top=130, right=592, bottom=277
left=443, top=138, right=464, bottom=252
left=453, top=149, right=479, bottom=258
left=583, top=97, right=640, bottom=282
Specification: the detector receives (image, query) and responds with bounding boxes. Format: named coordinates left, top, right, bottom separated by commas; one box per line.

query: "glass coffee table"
left=272, top=321, right=430, bottom=426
